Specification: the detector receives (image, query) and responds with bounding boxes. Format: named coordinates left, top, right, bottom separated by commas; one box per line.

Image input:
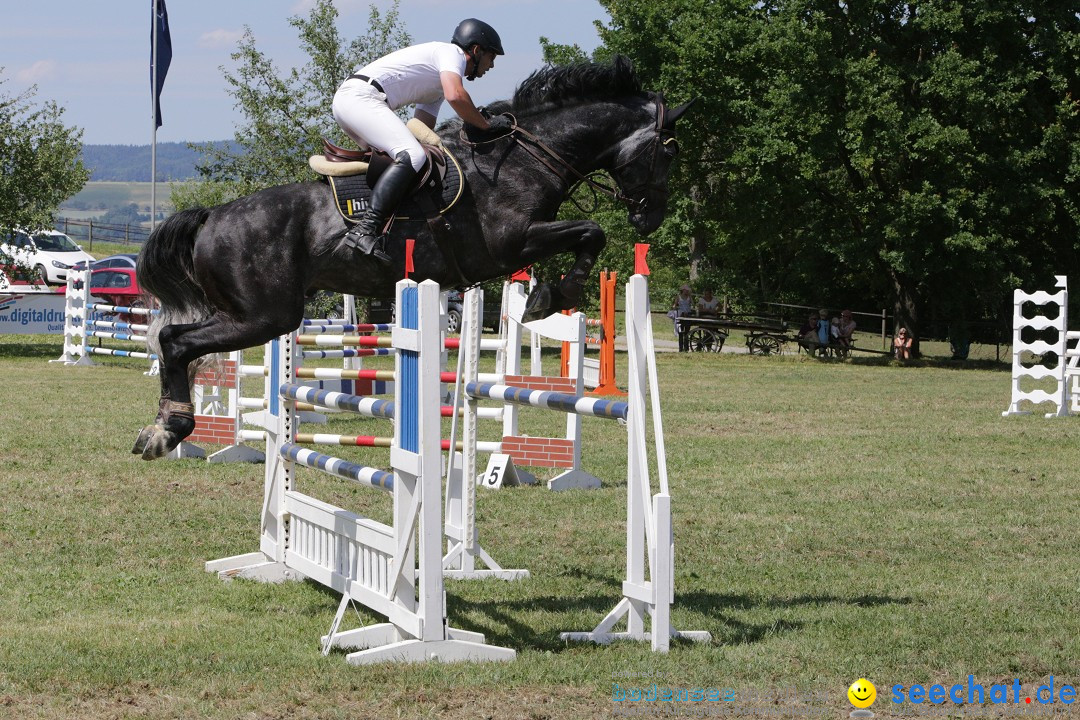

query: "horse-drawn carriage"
left=678, top=315, right=790, bottom=355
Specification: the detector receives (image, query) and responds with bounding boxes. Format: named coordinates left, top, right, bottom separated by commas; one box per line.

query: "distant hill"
left=80, top=141, right=232, bottom=182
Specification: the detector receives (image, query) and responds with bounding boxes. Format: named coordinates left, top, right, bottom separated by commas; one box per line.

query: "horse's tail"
left=138, top=207, right=213, bottom=362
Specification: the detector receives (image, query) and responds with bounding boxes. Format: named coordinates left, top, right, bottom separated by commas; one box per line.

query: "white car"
left=0, top=229, right=95, bottom=284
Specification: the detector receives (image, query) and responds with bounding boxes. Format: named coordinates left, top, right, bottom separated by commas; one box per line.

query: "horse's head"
left=608, top=95, right=696, bottom=235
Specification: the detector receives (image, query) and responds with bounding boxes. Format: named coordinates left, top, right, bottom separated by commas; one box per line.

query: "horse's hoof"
left=523, top=284, right=553, bottom=322
left=133, top=423, right=176, bottom=461
left=132, top=425, right=156, bottom=455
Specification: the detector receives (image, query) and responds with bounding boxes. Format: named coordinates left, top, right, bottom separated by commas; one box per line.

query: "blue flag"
left=152, top=0, right=172, bottom=128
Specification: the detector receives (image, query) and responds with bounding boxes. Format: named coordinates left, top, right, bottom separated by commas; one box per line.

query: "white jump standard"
left=1002, top=275, right=1073, bottom=418
left=205, top=280, right=514, bottom=664
left=51, top=268, right=159, bottom=375
left=559, top=274, right=712, bottom=652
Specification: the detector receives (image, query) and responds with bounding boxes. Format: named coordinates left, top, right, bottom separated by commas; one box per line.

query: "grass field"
left=0, top=331, right=1077, bottom=719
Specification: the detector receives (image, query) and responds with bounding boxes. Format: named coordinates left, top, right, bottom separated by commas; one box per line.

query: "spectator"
left=948, top=321, right=970, bottom=360
left=893, top=327, right=913, bottom=360
left=697, top=289, right=720, bottom=317
left=798, top=312, right=821, bottom=354
left=816, top=309, right=830, bottom=351
left=837, top=309, right=856, bottom=349
left=671, top=284, right=694, bottom=352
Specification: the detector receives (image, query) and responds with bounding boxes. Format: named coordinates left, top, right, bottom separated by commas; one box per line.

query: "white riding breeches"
left=332, top=79, right=426, bottom=173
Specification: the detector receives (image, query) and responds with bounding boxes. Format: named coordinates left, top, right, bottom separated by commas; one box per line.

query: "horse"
left=132, top=55, right=694, bottom=460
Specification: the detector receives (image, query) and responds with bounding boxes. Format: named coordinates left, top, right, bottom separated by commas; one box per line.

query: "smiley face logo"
left=848, top=679, right=876, bottom=709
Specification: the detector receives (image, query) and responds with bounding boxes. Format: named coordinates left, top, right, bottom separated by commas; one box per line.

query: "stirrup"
left=368, top=238, right=392, bottom=266
left=343, top=228, right=391, bottom=265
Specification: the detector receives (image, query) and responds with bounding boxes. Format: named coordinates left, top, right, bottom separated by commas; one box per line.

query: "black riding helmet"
left=452, top=18, right=504, bottom=56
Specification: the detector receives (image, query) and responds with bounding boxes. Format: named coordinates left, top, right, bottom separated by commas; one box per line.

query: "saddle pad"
left=328, top=149, right=464, bottom=223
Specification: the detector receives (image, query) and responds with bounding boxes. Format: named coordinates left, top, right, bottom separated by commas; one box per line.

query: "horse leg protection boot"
left=343, top=150, right=418, bottom=265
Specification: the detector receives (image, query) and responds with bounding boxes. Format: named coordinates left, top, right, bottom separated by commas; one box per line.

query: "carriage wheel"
left=689, top=328, right=716, bottom=352
left=746, top=335, right=762, bottom=354
left=757, top=336, right=782, bottom=355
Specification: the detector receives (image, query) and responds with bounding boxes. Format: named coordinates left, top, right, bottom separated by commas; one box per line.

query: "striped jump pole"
left=291, top=432, right=501, bottom=453
left=299, top=321, right=394, bottom=333
left=464, top=382, right=628, bottom=420
left=300, top=347, right=393, bottom=360
left=295, top=334, right=393, bottom=348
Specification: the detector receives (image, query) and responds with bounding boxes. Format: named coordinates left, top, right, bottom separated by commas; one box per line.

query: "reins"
left=457, top=99, right=674, bottom=214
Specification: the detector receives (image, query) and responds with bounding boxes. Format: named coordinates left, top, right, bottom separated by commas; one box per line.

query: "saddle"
left=309, top=118, right=464, bottom=224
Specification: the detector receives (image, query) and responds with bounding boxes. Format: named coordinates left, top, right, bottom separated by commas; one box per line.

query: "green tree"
left=592, top=0, right=1080, bottom=352
left=0, top=72, right=89, bottom=232
left=174, top=0, right=409, bottom=209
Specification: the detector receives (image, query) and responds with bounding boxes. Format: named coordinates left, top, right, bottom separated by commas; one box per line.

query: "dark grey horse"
left=133, top=56, right=693, bottom=460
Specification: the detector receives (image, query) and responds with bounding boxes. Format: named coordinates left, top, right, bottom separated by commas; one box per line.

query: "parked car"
left=0, top=265, right=60, bottom=291
left=368, top=292, right=500, bottom=334
left=445, top=290, right=502, bottom=333
left=87, top=267, right=144, bottom=304
left=71, top=253, right=139, bottom=272
left=0, top=229, right=95, bottom=284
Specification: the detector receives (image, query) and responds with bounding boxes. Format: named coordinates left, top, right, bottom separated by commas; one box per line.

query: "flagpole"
left=151, top=0, right=159, bottom=231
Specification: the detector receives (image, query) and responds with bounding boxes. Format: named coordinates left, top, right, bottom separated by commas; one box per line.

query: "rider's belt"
left=348, top=74, right=385, bottom=94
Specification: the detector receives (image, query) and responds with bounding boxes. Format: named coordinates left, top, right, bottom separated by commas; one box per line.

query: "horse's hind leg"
left=131, top=319, right=205, bottom=459
left=133, top=312, right=299, bottom=460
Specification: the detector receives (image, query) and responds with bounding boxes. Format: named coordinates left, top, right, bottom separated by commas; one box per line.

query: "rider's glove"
left=484, top=114, right=513, bottom=134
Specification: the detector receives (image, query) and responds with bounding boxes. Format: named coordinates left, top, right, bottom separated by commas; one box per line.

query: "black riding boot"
left=342, top=150, right=418, bottom=265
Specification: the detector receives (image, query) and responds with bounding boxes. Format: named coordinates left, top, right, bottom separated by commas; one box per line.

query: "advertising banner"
left=0, top=290, right=68, bottom=335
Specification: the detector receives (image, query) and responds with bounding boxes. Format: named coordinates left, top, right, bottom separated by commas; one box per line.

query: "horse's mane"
left=487, top=55, right=643, bottom=116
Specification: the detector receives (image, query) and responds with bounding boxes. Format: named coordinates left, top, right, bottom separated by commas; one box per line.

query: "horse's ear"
left=666, top=98, right=698, bottom=125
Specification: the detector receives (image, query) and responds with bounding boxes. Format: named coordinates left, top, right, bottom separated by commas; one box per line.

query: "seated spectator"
left=893, top=327, right=913, bottom=360
left=830, top=316, right=841, bottom=343
left=697, top=289, right=720, bottom=317
left=948, top=321, right=969, bottom=360
left=816, top=309, right=830, bottom=351
left=837, top=309, right=856, bottom=348
left=797, top=312, right=821, bottom=353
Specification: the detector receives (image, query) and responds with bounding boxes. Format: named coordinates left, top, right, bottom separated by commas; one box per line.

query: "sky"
left=2, top=0, right=609, bottom=145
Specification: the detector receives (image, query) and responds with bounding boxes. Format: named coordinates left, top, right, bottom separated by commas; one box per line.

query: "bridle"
left=460, top=94, right=679, bottom=214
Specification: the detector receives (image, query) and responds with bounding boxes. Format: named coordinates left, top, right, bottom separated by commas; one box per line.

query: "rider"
left=331, top=18, right=510, bottom=265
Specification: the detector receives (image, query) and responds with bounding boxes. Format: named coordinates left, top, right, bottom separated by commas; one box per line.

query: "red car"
left=87, top=268, right=153, bottom=320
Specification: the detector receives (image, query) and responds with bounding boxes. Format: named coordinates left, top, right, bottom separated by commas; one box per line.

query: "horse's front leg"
left=517, top=220, right=606, bottom=320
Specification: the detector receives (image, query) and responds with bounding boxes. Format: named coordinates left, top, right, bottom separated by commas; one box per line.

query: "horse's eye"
left=663, top=139, right=679, bottom=158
